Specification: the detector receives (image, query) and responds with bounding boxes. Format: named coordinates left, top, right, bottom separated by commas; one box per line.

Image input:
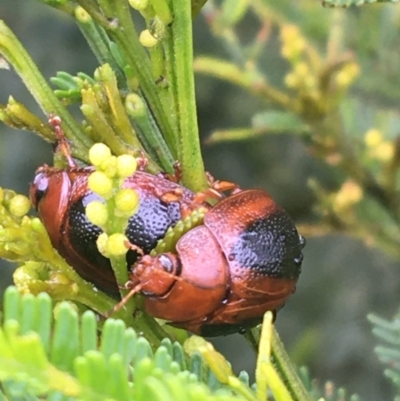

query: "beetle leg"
left=157, top=161, right=183, bottom=183
left=206, top=171, right=241, bottom=194
left=136, top=151, right=149, bottom=171
left=160, top=188, right=185, bottom=203
left=190, top=178, right=241, bottom=205
left=124, top=240, right=145, bottom=256
left=48, top=115, right=77, bottom=168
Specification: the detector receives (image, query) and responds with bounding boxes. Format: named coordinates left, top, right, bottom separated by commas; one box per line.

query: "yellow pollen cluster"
left=364, top=129, right=394, bottom=163
left=333, top=180, right=363, bottom=214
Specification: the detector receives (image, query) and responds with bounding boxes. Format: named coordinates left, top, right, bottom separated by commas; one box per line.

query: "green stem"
left=170, top=0, right=208, bottom=191
left=75, top=7, right=124, bottom=83
left=151, top=0, right=173, bottom=24
left=83, top=0, right=177, bottom=158
left=126, top=95, right=175, bottom=172
left=271, top=329, right=313, bottom=401
left=163, top=28, right=179, bottom=146
left=248, top=327, right=312, bottom=401
left=0, top=20, right=90, bottom=149
left=191, top=0, right=209, bottom=17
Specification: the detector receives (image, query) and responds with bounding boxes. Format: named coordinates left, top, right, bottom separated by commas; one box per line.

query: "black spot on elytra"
left=230, top=210, right=304, bottom=279
left=65, top=191, right=184, bottom=292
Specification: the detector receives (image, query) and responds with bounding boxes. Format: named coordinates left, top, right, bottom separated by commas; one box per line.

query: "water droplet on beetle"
left=294, top=254, right=303, bottom=265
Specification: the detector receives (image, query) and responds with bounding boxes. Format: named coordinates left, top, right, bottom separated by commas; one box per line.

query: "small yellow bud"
left=100, top=156, right=118, bottom=178
left=89, top=143, right=112, bottom=167
left=139, top=29, right=158, bottom=48
left=31, top=217, right=46, bottom=233
left=51, top=272, right=73, bottom=286
left=375, top=142, right=394, bottom=162
left=336, top=62, right=360, bottom=87
left=129, top=0, right=149, bottom=10
left=293, top=38, right=305, bottom=54
left=333, top=180, right=363, bottom=214
left=75, top=6, right=92, bottom=23
left=281, top=45, right=292, bottom=60
left=364, top=129, right=383, bottom=148
left=117, top=155, right=137, bottom=178
left=285, top=72, right=298, bottom=88
left=280, top=25, right=300, bottom=42
left=294, top=62, right=309, bottom=78
left=9, top=195, right=31, bottom=217
left=280, top=25, right=305, bottom=59
left=86, top=201, right=108, bottom=227
left=304, top=76, right=317, bottom=91
left=125, top=93, right=146, bottom=118
left=96, top=233, right=109, bottom=257
left=106, top=233, right=129, bottom=257
left=115, top=188, right=140, bottom=215
left=0, top=188, right=4, bottom=203
left=88, top=171, right=113, bottom=198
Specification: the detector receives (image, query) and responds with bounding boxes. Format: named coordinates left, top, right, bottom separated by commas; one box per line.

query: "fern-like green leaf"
left=298, top=366, right=361, bottom=401
left=368, top=310, right=400, bottom=394
left=0, top=287, right=248, bottom=401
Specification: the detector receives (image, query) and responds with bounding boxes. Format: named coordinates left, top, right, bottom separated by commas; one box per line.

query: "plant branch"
left=0, top=20, right=91, bottom=151
left=170, top=0, right=208, bottom=191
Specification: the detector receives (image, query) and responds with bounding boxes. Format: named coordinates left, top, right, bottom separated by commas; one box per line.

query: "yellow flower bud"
left=96, top=232, right=109, bottom=257
left=280, top=25, right=300, bottom=43
left=75, top=6, right=92, bottom=23
left=86, top=201, right=108, bottom=227
left=285, top=72, right=298, bottom=88
left=280, top=25, right=305, bottom=59
left=125, top=93, right=146, bottom=118
left=139, top=29, right=158, bottom=48
left=336, top=62, right=360, bottom=88
left=333, top=180, right=363, bottom=214
left=9, top=195, right=31, bottom=217
left=88, top=171, right=113, bottom=198
left=100, top=156, right=118, bottom=178
left=129, top=0, right=149, bottom=11
left=117, top=155, right=137, bottom=178
left=294, top=62, right=309, bottom=78
left=375, top=142, right=394, bottom=162
left=364, top=129, right=383, bottom=148
left=89, top=143, right=112, bottom=168
left=106, top=233, right=129, bottom=256
left=115, top=188, right=140, bottom=216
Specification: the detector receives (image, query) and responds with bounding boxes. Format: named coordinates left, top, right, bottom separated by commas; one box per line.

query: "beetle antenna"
left=107, top=281, right=142, bottom=317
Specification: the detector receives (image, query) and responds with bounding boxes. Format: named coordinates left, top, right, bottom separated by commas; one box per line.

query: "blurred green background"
left=2, top=1, right=400, bottom=400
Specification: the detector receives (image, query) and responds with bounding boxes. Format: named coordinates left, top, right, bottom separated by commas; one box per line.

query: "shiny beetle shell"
left=130, top=189, right=304, bottom=336
left=30, top=166, right=202, bottom=296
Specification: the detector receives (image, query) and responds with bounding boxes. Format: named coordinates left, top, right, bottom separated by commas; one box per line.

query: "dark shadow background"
left=1, top=2, right=400, bottom=400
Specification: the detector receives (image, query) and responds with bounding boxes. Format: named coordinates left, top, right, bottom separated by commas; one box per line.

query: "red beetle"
left=32, top=117, right=304, bottom=335
left=124, top=188, right=305, bottom=336
left=30, top=165, right=203, bottom=296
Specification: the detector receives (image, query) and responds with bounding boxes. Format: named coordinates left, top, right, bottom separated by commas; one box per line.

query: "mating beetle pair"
left=30, top=121, right=305, bottom=336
